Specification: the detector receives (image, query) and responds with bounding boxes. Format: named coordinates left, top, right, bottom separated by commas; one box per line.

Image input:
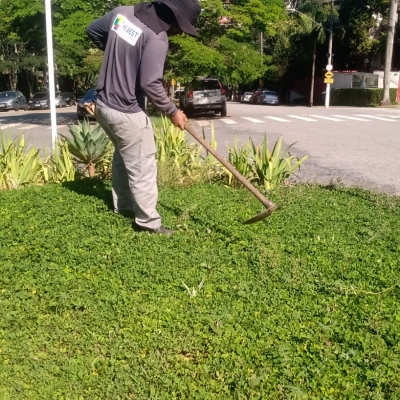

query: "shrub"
left=331, top=88, right=397, bottom=106
left=226, top=135, right=308, bottom=190
left=43, top=140, right=76, bottom=183
left=0, top=133, right=44, bottom=189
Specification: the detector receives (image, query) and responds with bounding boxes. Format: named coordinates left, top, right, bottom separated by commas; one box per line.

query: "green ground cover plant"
left=1, top=180, right=400, bottom=399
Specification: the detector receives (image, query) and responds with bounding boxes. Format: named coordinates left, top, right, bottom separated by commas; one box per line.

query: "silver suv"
left=180, top=78, right=227, bottom=117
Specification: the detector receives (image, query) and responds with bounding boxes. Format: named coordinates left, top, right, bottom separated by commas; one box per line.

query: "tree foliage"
left=0, top=0, right=395, bottom=99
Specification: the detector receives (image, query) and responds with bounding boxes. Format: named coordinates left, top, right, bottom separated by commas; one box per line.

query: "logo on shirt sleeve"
left=112, top=14, right=142, bottom=46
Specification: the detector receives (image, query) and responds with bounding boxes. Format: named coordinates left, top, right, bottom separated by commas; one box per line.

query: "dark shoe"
left=133, top=223, right=175, bottom=236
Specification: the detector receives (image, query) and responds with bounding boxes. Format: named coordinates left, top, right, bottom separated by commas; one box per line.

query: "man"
left=86, top=0, right=201, bottom=235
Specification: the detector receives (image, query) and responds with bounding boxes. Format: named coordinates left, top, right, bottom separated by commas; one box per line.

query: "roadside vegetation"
left=1, top=118, right=400, bottom=398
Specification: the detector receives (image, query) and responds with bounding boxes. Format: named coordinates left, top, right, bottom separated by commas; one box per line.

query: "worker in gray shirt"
left=86, top=0, right=201, bottom=235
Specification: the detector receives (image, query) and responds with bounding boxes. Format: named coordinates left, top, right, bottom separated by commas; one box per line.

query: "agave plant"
left=155, top=115, right=195, bottom=169
left=249, top=135, right=308, bottom=191
left=60, top=120, right=110, bottom=177
left=0, top=132, right=44, bottom=190
left=227, top=138, right=254, bottom=186
left=42, top=139, right=76, bottom=183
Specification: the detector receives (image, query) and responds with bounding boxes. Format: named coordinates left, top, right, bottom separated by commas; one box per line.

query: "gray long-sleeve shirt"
left=86, top=6, right=177, bottom=116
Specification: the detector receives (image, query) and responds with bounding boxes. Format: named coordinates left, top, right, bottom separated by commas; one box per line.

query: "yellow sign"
left=324, top=78, right=334, bottom=84
left=171, top=79, right=176, bottom=86
left=325, top=71, right=333, bottom=79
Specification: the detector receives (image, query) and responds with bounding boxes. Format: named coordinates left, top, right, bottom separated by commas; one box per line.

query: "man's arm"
left=138, top=39, right=178, bottom=117
left=86, top=11, right=114, bottom=51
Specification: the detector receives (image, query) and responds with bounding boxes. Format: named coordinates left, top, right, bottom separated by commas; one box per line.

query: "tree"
left=338, top=0, right=389, bottom=71
left=296, top=0, right=332, bottom=106
left=0, top=0, right=46, bottom=94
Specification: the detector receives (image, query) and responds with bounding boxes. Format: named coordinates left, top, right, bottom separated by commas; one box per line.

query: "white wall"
left=330, top=71, right=399, bottom=89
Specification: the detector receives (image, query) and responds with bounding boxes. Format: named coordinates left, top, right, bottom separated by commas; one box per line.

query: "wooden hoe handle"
left=184, top=122, right=276, bottom=211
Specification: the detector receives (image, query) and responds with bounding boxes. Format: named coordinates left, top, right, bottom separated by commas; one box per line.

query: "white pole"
left=45, top=0, right=57, bottom=149
left=325, top=0, right=334, bottom=108
left=325, top=83, right=331, bottom=108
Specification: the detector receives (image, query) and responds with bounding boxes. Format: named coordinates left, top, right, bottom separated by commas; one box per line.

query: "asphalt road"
left=3, top=103, right=400, bottom=194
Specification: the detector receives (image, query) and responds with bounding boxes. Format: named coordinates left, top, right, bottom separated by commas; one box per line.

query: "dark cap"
left=155, top=0, right=201, bottom=37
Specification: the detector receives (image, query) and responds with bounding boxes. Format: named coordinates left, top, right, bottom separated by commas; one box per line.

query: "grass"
left=0, top=180, right=400, bottom=399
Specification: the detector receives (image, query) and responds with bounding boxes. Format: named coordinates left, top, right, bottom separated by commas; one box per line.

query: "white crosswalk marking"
left=355, top=114, right=396, bottom=122
left=286, top=115, right=317, bottom=122
left=196, top=120, right=210, bottom=127
left=309, top=115, right=344, bottom=121
left=0, top=123, right=21, bottom=129
left=332, top=115, right=370, bottom=121
left=240, top=117, right=264, bottom=123
left=265, top=116, right=291, bottom=122
left=219, top=119, right=237, bottom=124
left=18, top=125, right=38, bottom=130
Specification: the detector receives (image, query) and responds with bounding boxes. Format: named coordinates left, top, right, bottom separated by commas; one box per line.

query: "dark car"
left=63, top=92, right=76, bottom=106
left=0, top=91, right=28, bottom=111
left=250, top=90, right=263, bottom=104
left=77, top=89, right=97, bottom=120
left=180, top=78, right=227, bottom=117
left=29, top=92, right=50, bottom=110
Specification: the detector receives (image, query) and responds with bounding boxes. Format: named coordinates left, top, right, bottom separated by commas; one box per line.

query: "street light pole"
left=325, top=0, right=334, bottom=108
left=45, top=0, right=57, bottom=149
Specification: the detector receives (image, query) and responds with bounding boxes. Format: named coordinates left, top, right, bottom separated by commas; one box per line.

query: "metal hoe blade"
left=244, top=205, right=276, bottom=225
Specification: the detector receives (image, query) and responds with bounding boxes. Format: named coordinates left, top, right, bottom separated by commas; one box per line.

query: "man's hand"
left=171, top=110, right=188, bottom=131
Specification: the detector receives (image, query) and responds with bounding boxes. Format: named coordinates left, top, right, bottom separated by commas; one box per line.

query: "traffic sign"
left=324, top=78, right=334, bottom=84
left=326, top=64, right=333, bottom=71
left=325, top=71, right=333, bottom=79
left=171, top=79, right=176, bottom=86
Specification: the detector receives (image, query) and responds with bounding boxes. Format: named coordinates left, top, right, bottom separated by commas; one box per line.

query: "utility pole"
left=325, top=0, right=334, bottom=108
left=382, top=0, right=398, bottom=105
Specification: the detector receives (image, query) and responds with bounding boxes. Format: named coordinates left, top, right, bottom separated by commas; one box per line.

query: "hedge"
left=330, top=88, right=398, bottom=106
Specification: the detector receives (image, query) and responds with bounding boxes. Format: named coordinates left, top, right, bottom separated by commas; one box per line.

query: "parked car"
left=63, top=92, right=76, bottom=106
left=77, top=89, right=97, bottom=120
left=240, top=92, right=253, bottom=103
left=0, top=91, right=28, bottom=111
left=180, top=78, right=227, bottom=117
left=257, top=90, right=279, bottom=105
left=29, top=92, right=49, bottom=110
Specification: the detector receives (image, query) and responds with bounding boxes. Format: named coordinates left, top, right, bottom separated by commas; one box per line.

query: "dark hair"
left=154, top=2, right=177, bottom=25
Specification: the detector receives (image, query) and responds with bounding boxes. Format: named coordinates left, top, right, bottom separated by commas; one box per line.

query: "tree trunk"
left=26, top=68, right=35, bottom=98
left=382, top=0, right=398, bottom=105
left=9, top=69, right=17, bottom=91
left=310, top=37, right=316, bottom=107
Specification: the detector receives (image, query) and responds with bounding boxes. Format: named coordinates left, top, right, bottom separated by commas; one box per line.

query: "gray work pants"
left=95, top=100, right=161, bottom=230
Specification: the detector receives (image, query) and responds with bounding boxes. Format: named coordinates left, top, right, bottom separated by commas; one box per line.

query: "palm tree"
left=291, top=0, right=333, bottom=106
